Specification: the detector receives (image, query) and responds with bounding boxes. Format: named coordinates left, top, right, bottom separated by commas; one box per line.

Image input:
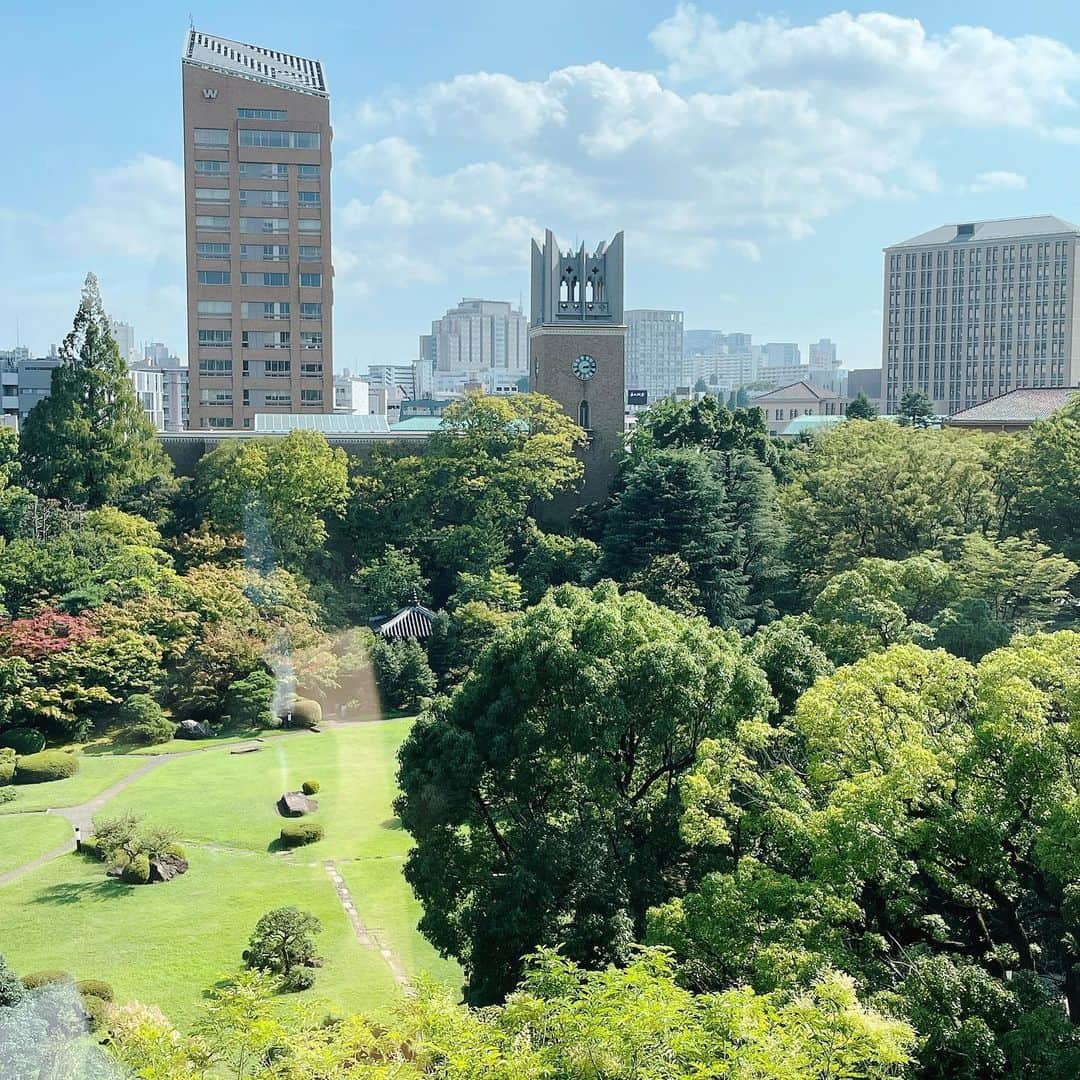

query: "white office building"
left=419, top=298, right=528, bottom=396
left=626, top=309, right=684, bottom=404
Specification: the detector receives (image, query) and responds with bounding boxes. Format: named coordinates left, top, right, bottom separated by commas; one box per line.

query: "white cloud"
left=334, top=10, right=1080, bottom=295
left=967, top=170, right=1028, bottom=193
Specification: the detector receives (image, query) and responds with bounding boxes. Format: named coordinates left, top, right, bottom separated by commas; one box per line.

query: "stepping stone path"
left=324, top=860, right=412, bottom=994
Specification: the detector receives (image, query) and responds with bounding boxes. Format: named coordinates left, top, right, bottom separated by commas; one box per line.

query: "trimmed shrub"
left=119, top=694, right=173, bottom=745
left=14, top=750, right=79, bottom=784
left=0, top=727, right=46, bottom=755
left=162, top=842, right=187, bottom=860
left=21, top=970, right=72, bottom=990
left=0, top=788, right=15, bottom=805
left=121, top=852, right=151, bottom=885
left=280, top=821, right=324, bottom=848
left=81, top=993, right=108, bottom=1033
left=283, top=698, right=322, bottom=729
left=0, top=747, right=15, bottom=784
left=283, top=967, right=316, bottom=991
left=128, top=715, right=175, bottom=745
left=76, top=979, right=114, bottom=1003
left=301, top=779, right=320, bottom=795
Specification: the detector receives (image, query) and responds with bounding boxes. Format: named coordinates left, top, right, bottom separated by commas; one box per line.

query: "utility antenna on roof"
left=188, top=12, right=195, bottom=30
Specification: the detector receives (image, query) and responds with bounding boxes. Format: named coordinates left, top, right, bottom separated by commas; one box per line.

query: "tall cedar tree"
left=19, top=273, right=173, bottom=513
left=600, top=449, right=749, bottom=626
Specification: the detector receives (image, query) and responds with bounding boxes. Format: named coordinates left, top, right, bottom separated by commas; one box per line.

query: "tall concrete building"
left=109, top=320, right=138, bottom=365
left=625, top=309, right=684, bottom=404
left=809, top=338, right=838, bottom=369
left=418, top=299, right=528, bottom=396
left=883, top=215, right=1080, bottom=414
left=182, top=29, right=333, bottom=430
left=758, top=342, right=801, bottom=368
left=530, top=230, right=625, bottom=513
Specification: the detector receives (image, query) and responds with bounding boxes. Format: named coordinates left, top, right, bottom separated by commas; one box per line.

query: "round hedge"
left=284, top=967, right=316, bottom=991
left=121, top=852, right=151, bottom=885
left=21, top=970, right=72, bottom=990
left=80, top=993, right=108, bottom=1033
left=15, top=750, right=79, bottom=785
left=0, top=728, right=46, bottom=755
left=283, top=698, right=322, bottom=729
left=76, top=979, right=114, bottom=1003
left=127, top=716, right=176, bottom=746
left=280, top=821, right=324, bottom=848
left=301, top=779, right=320, bottom=795
left=0, top=747, right=15, bottom=785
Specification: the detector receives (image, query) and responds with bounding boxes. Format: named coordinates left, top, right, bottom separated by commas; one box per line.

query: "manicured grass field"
left=108, top=721, right=414, bottom=861
left=0, top=720, right=462, bottom=1027
left=0, top=754, right=145, bottom=815
left=0, top=813, right=72, bottom=875
left=0, top=847, right=398, bottom=1026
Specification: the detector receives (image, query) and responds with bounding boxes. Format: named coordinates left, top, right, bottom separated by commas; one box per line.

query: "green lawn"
left=0, top=814, right=72, bottom=875
left=0, top=847, right=398, bottom=1027
left=0, top=719, right=462, bottom=1028
left=108, top=721, right=415, bottom=861
left=337, top=855, right=462, bottom=989
left=0, top=754, right=145, bottom=815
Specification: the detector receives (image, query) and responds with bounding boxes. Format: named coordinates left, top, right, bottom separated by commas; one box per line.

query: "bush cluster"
left=0, top=727, right=46, bottom=755
left=119, top=694, right=173, bottom=745
left=14, top=750, right=79, bottom=784
left=0, top=747, right=15, bottom=784
left=21, top=970, right=72, bottom=990
left=75, top=979, right=114, bottom=1002
left=280, top=821, right=324, bottom=847
left=120, top=852, right=151, bottom=885
left=283, top=698, right=322, bottom=729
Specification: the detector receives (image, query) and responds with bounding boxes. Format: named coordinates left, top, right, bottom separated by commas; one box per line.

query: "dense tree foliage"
left=396, top=583, right=772, bottom=1003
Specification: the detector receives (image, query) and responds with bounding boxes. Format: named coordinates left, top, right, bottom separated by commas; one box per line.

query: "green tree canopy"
left=845, top=392, right=877, bottom=420
left=396, top=582, right=773, bottom=1003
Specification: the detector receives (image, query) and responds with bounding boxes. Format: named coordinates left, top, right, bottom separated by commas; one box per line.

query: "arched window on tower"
left=585, top=278, right=594, bottom=303
left=595, top=275, right=604, bottom=301
left=578, top=400, right=591, bottom=430
left=560, top=277, right=570, bottom=303
left=570, top=277, right=579, bottom=303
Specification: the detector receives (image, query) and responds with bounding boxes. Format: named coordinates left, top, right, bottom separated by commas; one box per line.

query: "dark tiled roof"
left=184, top=29, right=327, bottom=95
left=371, top=604, right=437, bottom=641
left=949, top=387, right=1079, bottom=424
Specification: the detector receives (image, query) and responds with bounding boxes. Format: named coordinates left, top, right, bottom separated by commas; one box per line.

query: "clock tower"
left=529, top=229, right=626, bottom=514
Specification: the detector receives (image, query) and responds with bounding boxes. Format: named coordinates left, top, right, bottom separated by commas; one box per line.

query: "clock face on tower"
left=572, top=354, right=597, bottom=381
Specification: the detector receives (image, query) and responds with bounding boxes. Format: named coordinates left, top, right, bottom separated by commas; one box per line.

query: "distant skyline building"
left=109, top=319, right=137, bottom=365
left=418, top=298, right=528, bottom=396
left=182, top=28, right=334, bottom=430
left=161, top=365, right=189, bottom=431
left=367, top=363, right=417, bottom=401
left=626, top=309, right=684, bottom=404
left=883, top=214, right=1080, bottom=414
left=809, top=337, right=838, bottom=369
left=758, top=342, right=801, bottom=368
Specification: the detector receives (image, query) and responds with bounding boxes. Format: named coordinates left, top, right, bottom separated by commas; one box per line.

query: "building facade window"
left=197, top=300, right=232, bottom=316
left=296, top=164, right=320, bottom=179
left=240, top=272, right=288, bottom=287
left=195, top=160, right=228, bottom=176
left=196, top=215, right=229, bottom=231
left=298, top=246, right=321, bottom=261
left=206, top=416, right=235, bottom=428
left=264, top=391, right=292, bottom=406
left=242, top=330, right=290, bottom=349
left=239, top=190, right=289, bottom=207
left=297, top=219, right=321, bottom=233
left=198, top=358, right=232, bottom=376
left=240, top=301, right=290, bottom=320
left=195, top=187, right=229, bottom=203
left=197, top=270, right=231, bottom=285
left=197, top=242, right=230, bottom=258
left=198, top=329, right=232, bottom=348
left=300, top=361, right=323, bottom=376
left=200, top=389, right=234, bottom=406
left=299, top=331, right=322, bottom=349
left=240, top=244, right=289, bottom=261
left=240, top=218, right=289, bottom=234
left=237, top=108, right=286, bottom=120
left=300, top=302, right=322, bottom=319
left=299, top=272, right=321, bottom=287
left=238, top=162, right=288, bottom=180
left=194, top=128, right=229, bottom=147
left=298, top=191, right=320, bottom=208
left=264, top=360, right=292, bottom=378
left=238, top=129, right=319, bottom=149
left=301, top=389, right=323, bottom=405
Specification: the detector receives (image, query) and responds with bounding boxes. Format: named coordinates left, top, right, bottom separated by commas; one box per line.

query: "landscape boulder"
left=148, top=853, right=189, bottom=883
left=175, top=719, right=213, bottom=740
left=278, top=791, right=319, bottom=817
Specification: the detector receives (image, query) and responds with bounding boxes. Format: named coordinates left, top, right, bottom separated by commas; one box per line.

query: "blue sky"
left=4, top=1, right=1080, bottom=372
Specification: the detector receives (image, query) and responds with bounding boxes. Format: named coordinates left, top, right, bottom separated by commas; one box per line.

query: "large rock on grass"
left=149, top=853, right=189, bottom=883
left=278, top=791, right=319, bottom=817
left=175, top=719, right=213, bottom=740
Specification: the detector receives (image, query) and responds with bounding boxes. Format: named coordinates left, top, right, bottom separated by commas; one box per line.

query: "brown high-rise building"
left=182, top=29, right=333, bottom=430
